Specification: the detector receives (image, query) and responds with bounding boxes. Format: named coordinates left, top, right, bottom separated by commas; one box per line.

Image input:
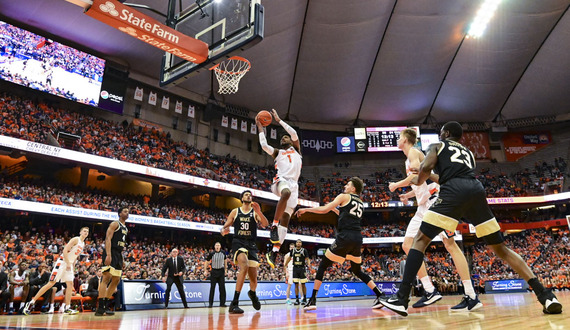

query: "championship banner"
left=459, top=132, right=490, bottom=160
left=300, top=130, right=336, bottom=156
left=502, top=132, right=551, bottom=162
left=85, top=0, right=208, bottom=64
left=121, top=280, right=401, bottom=310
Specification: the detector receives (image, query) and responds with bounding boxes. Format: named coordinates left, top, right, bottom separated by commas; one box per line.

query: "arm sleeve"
left=258, top=132, right=275, bottom=155
left=279, top=120, right=298, bottom=141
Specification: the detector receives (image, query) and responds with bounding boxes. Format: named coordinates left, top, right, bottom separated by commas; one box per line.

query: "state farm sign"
left=86, top=0, right=208, bottom=64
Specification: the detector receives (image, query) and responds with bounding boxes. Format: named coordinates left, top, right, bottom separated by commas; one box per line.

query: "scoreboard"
left=338, top=126, right=422, bottom=153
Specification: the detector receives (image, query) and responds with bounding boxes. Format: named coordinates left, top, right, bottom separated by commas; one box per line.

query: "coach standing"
left=206, top=242, right=227, bottom=308
left=161, top=248, right=188, bottom=309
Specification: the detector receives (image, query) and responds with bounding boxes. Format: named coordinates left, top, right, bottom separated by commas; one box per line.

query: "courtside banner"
left=0, top=198, right=457, bottom=243
left=121, top=280, right=401, bottom=309
left=85, top=0, right=208, bottom=64
left=0, top=135, right=318, bottom=207
left=484, top=279, right=528, bottom=293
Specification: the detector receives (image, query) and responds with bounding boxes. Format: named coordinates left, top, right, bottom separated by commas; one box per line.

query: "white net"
left=210, top=56, right=251, bottom=94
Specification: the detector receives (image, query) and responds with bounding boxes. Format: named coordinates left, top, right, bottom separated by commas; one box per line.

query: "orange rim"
left=209, top=56, right=251, bottom=74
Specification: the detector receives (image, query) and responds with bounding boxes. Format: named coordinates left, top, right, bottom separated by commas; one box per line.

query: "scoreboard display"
left=366, top=126, right=407, bottom=152
left=338, top=126, right=422, bottom=153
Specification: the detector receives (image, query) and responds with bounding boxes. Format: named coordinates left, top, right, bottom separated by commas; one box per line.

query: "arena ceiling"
left=2, top=0, right=570, bottom=127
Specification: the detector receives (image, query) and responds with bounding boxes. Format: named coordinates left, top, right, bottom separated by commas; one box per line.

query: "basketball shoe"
left=450, top=295, right=483, bottom=312
left=22, top=301, right=33, bottom=316
left=248, top=290, right=261, bottom=310
left=229, top=301, right=244, bottom=314
left=537, top=289, right=562, bottom=314
left=266, top=251, right=276, bottom=269
left=303, top=297, right=316, bottom=311
left=270, top=226, right=279, bottom=244
left=412, top=289, right=443, bottom=308
left=379, top=293, right=410, bottom=317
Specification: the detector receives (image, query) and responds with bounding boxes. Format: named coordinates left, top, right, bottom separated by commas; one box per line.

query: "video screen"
left=0, top=20, right=105, bottom=107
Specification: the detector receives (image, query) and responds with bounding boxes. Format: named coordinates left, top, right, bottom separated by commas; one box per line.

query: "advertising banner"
left=300, top=130, right=336, bottom=156
left=459, top=132, right=490, bottom=160
left=484, top=279, right=529, bottom=293
left=85, top=0, right=208, bottom=64
left=502, top=132, right=551, bottom=162
left=122, top=280, right=401, bottom=310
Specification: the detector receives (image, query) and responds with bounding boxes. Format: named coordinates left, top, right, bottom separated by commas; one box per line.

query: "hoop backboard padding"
left=209, top=56, right=251, bottom=94
left=160, top=0, right=263, bottom=87
left=85, top=0, right=208, bottom=64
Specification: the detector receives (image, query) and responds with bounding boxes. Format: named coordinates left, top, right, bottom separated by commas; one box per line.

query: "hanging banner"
left=188, top=105, right=195, bottom=118
left=134, top=86, right=143, bottom=101
left=148, top=91, right=157, bottom=105
left=175, top=101, right=183, bottom=114
left=241, top=120, right=248, bottom=132
left=250, top=123, right=257, bottom=134
left=161, top=96, right=170, bottom=109
left=270, top=128, right=277, bottom=140
left=502, top=132, right=551, bottom=162
left=231, top=118, right=238, bottom=130
left=459, top=132, right=490, bottom=160
left=221, top=116, right=229, bottom=128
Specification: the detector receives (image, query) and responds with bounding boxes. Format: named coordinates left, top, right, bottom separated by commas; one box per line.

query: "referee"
left=206, top=242, right=227, bottom=307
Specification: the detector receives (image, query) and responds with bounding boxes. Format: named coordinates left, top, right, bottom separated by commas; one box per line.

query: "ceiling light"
left=466, top=0, right=502, bottom=38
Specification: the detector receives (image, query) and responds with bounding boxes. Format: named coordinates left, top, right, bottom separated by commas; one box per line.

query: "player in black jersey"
left=291, top=239, right=309, bottom=305
left=95, top=206, right=129, bottom=316
left=296, top=177, right=385, bottom=311
left=221, top=190, right=269, bottom=314
left=381, top=121, right=562, bottom=316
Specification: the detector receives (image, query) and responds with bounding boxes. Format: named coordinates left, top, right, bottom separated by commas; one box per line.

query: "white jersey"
left=274, top=146, right=302, bottom=183
left=405, top=158, right=438, bottom=206
left=66, top=238, right=85, bottom=265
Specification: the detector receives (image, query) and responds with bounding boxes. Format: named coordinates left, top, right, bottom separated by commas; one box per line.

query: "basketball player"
left=256, top=109, right=302, bottom=269
left=283, top=242, right=295, bottom=304
left=95, top=206, right=129, bottom=316
left=380, top=122, right=563, bottom=316
left=220, top=190, right=269, bottom=314
left=290, top=239, right=310, bottom=305
left=388, top=128, right=480, bottom=311
left=296, top=177, right=385, bottom=311
left=23, top=227, right=89, bottom=315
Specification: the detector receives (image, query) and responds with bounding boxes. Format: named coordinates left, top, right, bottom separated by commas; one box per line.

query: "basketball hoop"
left=209, top=56, right=251, bottom=94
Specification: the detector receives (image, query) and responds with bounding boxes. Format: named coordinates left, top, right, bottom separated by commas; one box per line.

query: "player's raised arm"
left=271, top=109, right=300, bottom=153
left=251, top=202, right=269, bottom=228
left=296, top=194, right=349, bottom=217
left=256, top=117, right=278, bottom=158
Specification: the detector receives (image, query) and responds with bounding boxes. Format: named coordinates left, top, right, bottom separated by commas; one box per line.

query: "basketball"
left=256, top=110, right=272, bottom=126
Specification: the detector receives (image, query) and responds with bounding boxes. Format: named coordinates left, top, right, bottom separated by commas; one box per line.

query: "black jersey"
left=337, top=194, right=363, bottom=232
left=292, top=248, right=308, bottom=268
left=234, top=207, right=257, bottom=240
left=111, top=221, right=128, bottom=250
left=434, top=140, right=476, bottom=185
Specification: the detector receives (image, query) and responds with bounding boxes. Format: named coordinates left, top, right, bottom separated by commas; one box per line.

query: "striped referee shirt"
left=208, top=251, right=226, bottom=270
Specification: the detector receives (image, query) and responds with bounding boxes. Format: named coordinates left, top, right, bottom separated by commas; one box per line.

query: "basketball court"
left=1, top=292, right=566, bottom=329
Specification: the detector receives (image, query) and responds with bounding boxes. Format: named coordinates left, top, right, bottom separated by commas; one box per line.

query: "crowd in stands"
left=1, top=216, right=568, bottom=315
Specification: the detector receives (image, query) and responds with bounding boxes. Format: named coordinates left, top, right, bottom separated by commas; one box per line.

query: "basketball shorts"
left=406, top=198, right=456, bottom=240
left=101, top=249, right=124, bottom=277
left=422, top=178, right=504, bottom=244
left=292, top=266, right=307, bottom=283
left=49, top=258, right=75, bottom=283
left=271, top=178, right=299, bottom=216
left=326, top=231, right=363, bottom=264
left=232, top=238, right=259, bottom=268
left=12, top=286, right=23, bottom=298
